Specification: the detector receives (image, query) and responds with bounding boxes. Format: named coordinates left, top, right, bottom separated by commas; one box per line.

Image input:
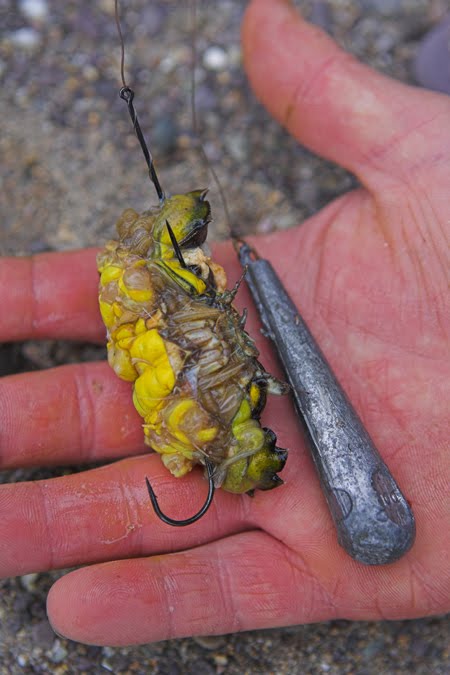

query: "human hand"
left=1, top=0, right=448, bottom=646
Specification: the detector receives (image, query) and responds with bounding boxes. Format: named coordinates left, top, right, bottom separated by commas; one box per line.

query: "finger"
left=0, top=454, right=247, bottom=579
left=0, top=361, right=145, bottom=469
left=0, top=377, right=308, bottom=580
left=46, top=531, right=314, bottom=646
left=0, top=249, right=103, bottom=342
left=0, top=244, right=244, bottom=344
left=242, top=0, right=450, bottom=184
left=46, top=526, right=448, bottom=647
left=0, top=239, right=296, bottom=347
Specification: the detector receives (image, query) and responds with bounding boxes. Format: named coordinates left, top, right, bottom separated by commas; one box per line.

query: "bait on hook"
left=96, top=1, right=289, bottom=526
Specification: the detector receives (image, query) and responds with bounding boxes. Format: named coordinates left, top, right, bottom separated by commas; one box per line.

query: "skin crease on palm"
left=0, top=0, right=449, bottom=647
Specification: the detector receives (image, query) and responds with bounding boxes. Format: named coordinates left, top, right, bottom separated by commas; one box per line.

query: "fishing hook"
left=145, top=459, right=216, bottom=527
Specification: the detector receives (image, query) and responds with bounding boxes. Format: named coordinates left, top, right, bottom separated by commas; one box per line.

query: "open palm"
left=1, top=0, right=448, bottom=645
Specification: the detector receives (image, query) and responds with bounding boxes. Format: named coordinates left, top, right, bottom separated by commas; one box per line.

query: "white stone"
left=19, top=0, right=49, bottom=22
left=47, top=640, right=68, bottom=664
left=20, top=572, right=39, bottom=591
left=9, top=27, right=41, bottom=51
left=203, top=46, right=228, bottom=71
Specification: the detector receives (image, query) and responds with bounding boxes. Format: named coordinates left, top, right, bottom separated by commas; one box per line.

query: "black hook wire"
left=166, top=220, right=187, bottom=268
left=115, top=0, right=165, bottom=203
left=145, top=459, right=216, bottom=527
left=119, top=87, right=165, bottom=202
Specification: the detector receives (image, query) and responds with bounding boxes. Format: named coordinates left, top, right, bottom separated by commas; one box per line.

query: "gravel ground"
left=1, top=1, right=449, bottom=673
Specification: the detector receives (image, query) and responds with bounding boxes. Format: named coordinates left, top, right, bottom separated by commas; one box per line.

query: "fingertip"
left=0, top=248, right=104, bottom=342
left=46, top=574, right=77, bottom=643
left=46, top=559, right=172, bottom=647
left=47, top=566, right=119, bottom=646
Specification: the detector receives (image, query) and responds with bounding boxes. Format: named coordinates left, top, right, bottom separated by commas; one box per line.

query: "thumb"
left=242, top=0, right=450, bottom=187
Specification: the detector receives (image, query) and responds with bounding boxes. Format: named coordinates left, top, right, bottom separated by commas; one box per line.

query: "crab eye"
left=180, top=217, right=210, bottom=248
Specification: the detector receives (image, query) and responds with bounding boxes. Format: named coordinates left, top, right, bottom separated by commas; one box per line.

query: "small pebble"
left=310, top=1, right=333, bottom=33
left=31, top=619, right=56, bottom=649
left=374, top=30, right=397, bottom=52
left=47, top=639, right=68, bottom=664
left=362, top=637, right=386, bottom=660
left=193, top=635, right=227, bottom=650
left=8, top=27, right=42, bottom=51
left=19, top=0, right=49, bottom=22
left=225, top=133, right=247, bottom=162
left=82, top=64, right=99, bottom=81
left=20, top=572, right=39, bottom=592
left=160, top=46, right=190, bottom=73
left=213, top=654, right=228, bottom=667
left=203, top=46, right=228, bottom=71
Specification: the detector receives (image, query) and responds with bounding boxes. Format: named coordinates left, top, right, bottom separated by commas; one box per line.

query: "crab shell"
left=97, top=189, right=288, bottom=494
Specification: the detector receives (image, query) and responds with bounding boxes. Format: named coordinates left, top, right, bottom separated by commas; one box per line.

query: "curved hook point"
left=145, top=460, right=215, bottom=527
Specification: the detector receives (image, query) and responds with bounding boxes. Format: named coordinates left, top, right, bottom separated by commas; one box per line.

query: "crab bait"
left=96, top=1, right=289, bottom=526
left=97, top=190, right=288, bottom=513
